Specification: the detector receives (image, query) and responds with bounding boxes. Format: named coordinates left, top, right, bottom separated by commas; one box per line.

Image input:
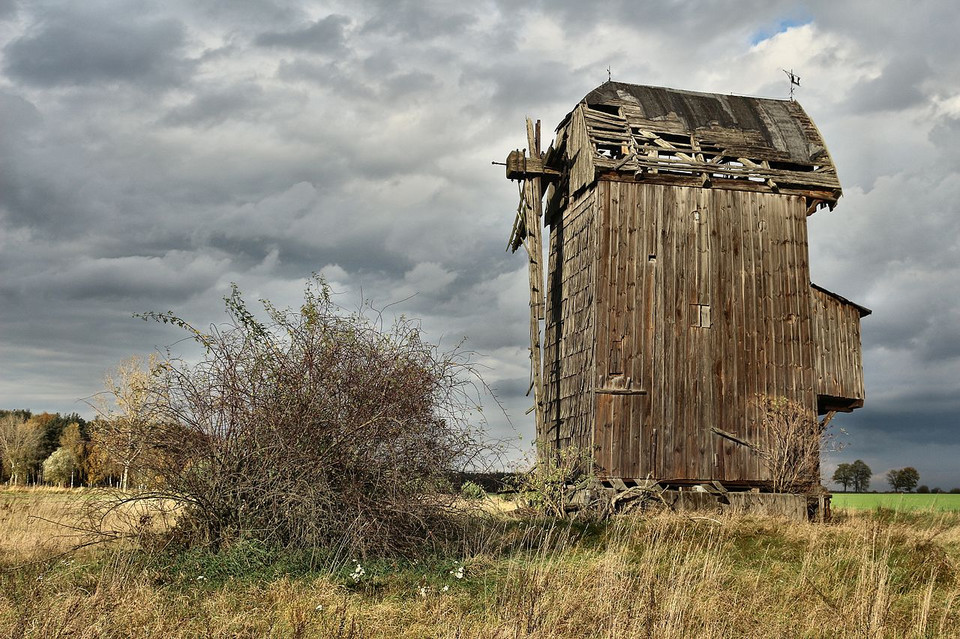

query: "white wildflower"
left=450, top=565, right=465, bottom=580
left=442, top=585, right=449, bottom=592
left=315, top=604, right=324, bottom=612
left=196, top=575, right=206, bottom=582
left=349, top=563, right=366, bottom=582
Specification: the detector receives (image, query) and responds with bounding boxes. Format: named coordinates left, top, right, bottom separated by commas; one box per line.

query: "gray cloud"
left=3, top=8, right=191, bottom=88
left=460, top=59, right=583, bottom=118
left=0, top=0, right=16, bottom=20
left=844, top=55, right=932, bottom=113
left=160, top=84, right=273, bottom=127
left=359, top=2, right=475, bottom=41
left=929, top=114, right=960, bottom=165
left=255, top=14, right=351, bottom=53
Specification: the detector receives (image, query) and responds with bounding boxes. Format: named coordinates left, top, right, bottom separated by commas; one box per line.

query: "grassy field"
left=2, top=488, right=960, bottom=637
left=832, top=492, right=960, bottom=512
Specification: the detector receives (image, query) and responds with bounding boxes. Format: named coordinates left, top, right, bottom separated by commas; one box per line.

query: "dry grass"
left=2, top=490, right=960, bottom=637
left=0, top=488, right=90, bottom=562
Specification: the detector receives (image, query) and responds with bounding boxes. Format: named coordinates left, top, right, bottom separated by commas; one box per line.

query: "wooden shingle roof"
left=549, top=82, right=842, bottom=212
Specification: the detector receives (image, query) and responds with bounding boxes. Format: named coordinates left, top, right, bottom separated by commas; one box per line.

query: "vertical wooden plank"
left=543, top=199, right=561, bottom=456
left=608, top=181, right=622, bottom=476
left=747, top=191, right=764, bottom=481
left=684, top=188, right=699, bottom=479
left=618, top=182, right=630, bottom=478
left=790, top=197, right=804, bottom=405
left=595, top=181, right=610, bottom=395
left=586, top=188, right=600, bottom=471
left=730, top=188, right=746, bottom=482
left=522, top=120, right=547, bottom=448
left=595, top=393, right=612, bottom=478
left=775, top=196, right=789, bottom=401
left=657, top=185, right=675, bottom=479
left=626, top=183, right=640, bottom=480
left=766, top=195, right=780, bottom=407
left=794, top=198, right=817, bottom=414
left=710, top=190, right=741, bottom=481
left=581, top=191, right=595, bottom=456
left=758, top=193, right=772, bottom=414
left=701, top=187, right=718, bottom=482
left=675, top=186, right=691, bottom=479
left=641, top=183, right=658, bottom=478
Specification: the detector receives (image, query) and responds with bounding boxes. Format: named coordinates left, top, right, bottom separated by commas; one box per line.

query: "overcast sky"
left=1, top=0, right=958, bottom=490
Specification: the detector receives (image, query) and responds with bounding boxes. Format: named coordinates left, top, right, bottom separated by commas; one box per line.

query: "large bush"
left=125, top=277, right=483, bottom=555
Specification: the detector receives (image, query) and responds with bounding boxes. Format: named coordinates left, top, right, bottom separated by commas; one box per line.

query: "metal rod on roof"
left=783, top=68, right=801, bottom=100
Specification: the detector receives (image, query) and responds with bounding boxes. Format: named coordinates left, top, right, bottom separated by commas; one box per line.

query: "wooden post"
left=523, top=118, right=547, bottom=442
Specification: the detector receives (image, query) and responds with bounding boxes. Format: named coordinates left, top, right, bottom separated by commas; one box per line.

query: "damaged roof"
left=552, top=81, right=842, bottom=208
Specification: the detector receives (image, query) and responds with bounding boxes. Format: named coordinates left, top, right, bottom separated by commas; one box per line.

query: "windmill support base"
left=566, top=482, right=830, bottom=522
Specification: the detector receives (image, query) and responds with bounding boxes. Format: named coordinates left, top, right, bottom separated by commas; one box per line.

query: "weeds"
left=515, top=445, right=594, bottom=518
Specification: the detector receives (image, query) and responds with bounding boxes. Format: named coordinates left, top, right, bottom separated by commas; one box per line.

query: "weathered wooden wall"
left=547, top=181, right=820, bottom=484
left=811, top=287, right=866, bottom=411
left=543, top=188, right=597, bottom=458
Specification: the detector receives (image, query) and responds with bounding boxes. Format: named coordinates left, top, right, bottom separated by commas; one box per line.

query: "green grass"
left=832, top=492, right=960, bottom=512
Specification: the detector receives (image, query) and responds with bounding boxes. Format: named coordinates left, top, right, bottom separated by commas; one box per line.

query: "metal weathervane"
left=783, top=68, right=801, bottom=100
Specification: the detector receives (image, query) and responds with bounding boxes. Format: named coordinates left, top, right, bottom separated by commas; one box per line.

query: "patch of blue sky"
left=750, top=14, right=813, bottom=46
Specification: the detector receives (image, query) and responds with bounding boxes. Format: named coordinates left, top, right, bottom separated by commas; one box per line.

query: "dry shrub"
left=755, top=395, right=823, bottom=493
left=118, top=276, right=483, bottom=556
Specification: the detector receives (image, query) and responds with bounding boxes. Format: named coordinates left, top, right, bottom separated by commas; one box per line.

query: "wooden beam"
left=523, top=118, right=547, bottom=443
left=596, top=170, right=840, bottom=203
left=506, top=150, right=561, bottom=181
left=711, top=427, right=758, bottom=451
left=595, top=388, right=648, bottom=395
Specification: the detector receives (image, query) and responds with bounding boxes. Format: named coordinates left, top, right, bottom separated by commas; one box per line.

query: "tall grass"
left=0, top=488, right=88, bottom=562
left=2, top=490, right=959, bottom=637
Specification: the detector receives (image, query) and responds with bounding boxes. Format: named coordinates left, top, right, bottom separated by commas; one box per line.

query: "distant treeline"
left=0, top=409, right=125, bottom=487
left=1, top=408, right=528, bottom=494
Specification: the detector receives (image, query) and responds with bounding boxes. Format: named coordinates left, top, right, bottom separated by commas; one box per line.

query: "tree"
left=57, top=422, right=88, bottom=487
left=917, top=485, right=930, bottom=494
left=832, top=463, right=854, bottom=492
left=108, top=276, right=484, bottom=555
left=42, top=447, right=76, bottom=486
left=0, top=413, right=44, bottom=485
left=902, top=467, right=920, bottom=492
left=887, top=467, right=920, bottom=493
left=89, top=355, right=164, bottom=491
left=886, top=469, right=900, bottom=492
left=35, top=412, right=87, bottom=468
left=851, top=459, right=872, bottom=492
left=39, top=421, right=86, bottom=487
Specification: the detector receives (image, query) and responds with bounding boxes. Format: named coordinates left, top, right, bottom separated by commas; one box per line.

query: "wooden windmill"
left=503, top=82, right=868, bottom=502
